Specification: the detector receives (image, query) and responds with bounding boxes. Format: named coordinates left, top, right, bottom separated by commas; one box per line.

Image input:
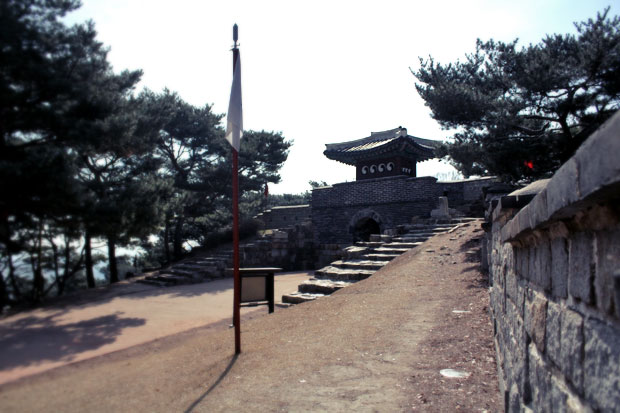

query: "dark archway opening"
left=353, top=218, right=380, bottom=242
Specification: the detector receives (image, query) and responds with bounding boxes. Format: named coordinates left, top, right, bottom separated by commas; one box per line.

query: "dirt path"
left=0, top=222, right=500, bottom=412
left=0, top=272, right=311, bottom=385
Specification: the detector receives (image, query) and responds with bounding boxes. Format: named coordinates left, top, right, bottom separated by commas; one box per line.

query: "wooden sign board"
left=241, top=276, right=267, bottom=302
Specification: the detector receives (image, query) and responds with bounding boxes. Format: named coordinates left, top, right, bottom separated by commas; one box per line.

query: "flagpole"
left=231, top=24, right=241, bottom=355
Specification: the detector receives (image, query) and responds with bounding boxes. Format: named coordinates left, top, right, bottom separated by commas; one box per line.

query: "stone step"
left=138, top=274, right=197, bottom=287
left=392, top=236, right=430, bottom=243
left=167, top=268, right=199, bottom=278
left=174, top=263, right=218, bottom=273
left=281, top=292, right=326, bottom=304
left=383, top=241, right=422, bottom=249
left=332, top=259, right=388, bottom=271
left=342, top=245, right=371, bottom=259
left=363, top=253, right=400, bottom=261
left=193, top=257, right=226, bottom=263
left=354, top=241, right=383, bottom=248
left=403, top=223, right=453, bottom=229
left=136, top=278, right=169, bottom=287
left=372, top=247, right=410, bottom=255
left=369, top=234, right=393, bottom=242
left=407, top=227, right=448, bottom=233
left=401, top=231, right=440, bottom=238
left=213, top=252, right=233, bottom=259
left=298, top=279, right=354, bottom=295
left=314, top=266, right=375, bottom=281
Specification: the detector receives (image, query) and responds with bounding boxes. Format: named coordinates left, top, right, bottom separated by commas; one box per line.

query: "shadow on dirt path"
left=0, top=311, right=145, bottom=370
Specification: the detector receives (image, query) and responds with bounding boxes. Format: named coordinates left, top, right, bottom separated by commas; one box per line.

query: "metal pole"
left=232, top=24, right=241, bottom=355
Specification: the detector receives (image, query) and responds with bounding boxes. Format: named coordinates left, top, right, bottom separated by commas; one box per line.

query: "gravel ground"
left=0, top=221, right=500, bottom=412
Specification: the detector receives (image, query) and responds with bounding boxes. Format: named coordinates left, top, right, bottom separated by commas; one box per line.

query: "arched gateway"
left=349, top=209, right=383, bottom=242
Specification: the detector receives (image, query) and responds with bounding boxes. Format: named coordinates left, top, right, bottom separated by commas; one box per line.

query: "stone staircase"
left=137, top=252, right=233, bottom=287
left=282, top=220, right=471, bottom=304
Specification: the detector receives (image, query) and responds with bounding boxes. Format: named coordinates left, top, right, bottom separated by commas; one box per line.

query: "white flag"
left=225, top=55, right=243, bottom=151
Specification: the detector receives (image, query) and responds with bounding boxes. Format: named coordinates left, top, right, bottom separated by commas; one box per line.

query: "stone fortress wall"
left=312, top=175, right=497, bottom=245
left=485, top=112, right=620, bottom=412
left=249, top=174, right=496, bottom=269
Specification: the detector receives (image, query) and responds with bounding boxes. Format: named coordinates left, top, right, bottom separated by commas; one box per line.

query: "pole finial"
left=233, top=24, right=239, bottom=48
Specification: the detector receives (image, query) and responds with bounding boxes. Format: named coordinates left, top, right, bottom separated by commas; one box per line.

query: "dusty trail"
left=0, top=272, right=311, bottom=385
left=0, top=222, right=500, bottom=412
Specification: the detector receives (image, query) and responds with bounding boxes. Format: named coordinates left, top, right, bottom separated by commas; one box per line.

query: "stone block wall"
left=255, top=205, right=311, bottom=230
left=312, top=176, right=439, bottom=244
left=312, top=175, right=496, bottom=244
left=440, top=177, right=499, bottom=216
left=487, top=112, right=620, bottom=412
left=240, top=223, right=315, bottom=271
left=312, top=175, right=439, bottom=207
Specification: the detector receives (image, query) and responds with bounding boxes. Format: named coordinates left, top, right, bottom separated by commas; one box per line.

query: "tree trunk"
left=0, top=270, right=8, bottom=313
left=32, top=221, right=45, bottom=302
left=107, top=235, right=119, bottom=284
left=85, top=229, right=96, bottom=288
left=173, top=217, right=184, bottom=261
left=58, top=235, right=71, bottom=296
left=163, top=219, right=171, bottom=264
left=7, top=253, right=20, bottom=299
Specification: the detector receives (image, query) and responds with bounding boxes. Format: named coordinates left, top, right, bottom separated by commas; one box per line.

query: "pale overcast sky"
left=66, top=0, right=616, bottom=194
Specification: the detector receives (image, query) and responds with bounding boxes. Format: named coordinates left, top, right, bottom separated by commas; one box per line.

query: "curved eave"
left=324, top=138, right=436, bottom=166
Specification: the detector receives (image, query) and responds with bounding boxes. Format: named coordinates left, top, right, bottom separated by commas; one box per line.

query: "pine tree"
left=1, top=0, right=144, bottom=298
left=413, top=8, right=620, bottom=182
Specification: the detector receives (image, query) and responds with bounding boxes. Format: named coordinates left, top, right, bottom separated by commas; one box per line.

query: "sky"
left=66, top=0, right=616, bottom=194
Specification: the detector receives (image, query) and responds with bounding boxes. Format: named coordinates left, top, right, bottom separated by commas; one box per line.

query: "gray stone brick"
left=584, top=318, right=620, bottom=412
left=527, top=246, right=536, bottom=281
left=551, top=237, right=568, bottom=298
left=512, top=333, right=528, bottom=397
left=525, top=291, right=547, bottom=353
left=547, top=159, right=581, bottom=218
left=595, top=227, right=620, bottom=318
left=550, top=376, right=568, bottom=413
left=536, top=241, right=552, bottom=292
left=516, top=247, right=529, bottom=279
left=517, top=204, right=532, bottom=235
left=491, top=284, right=504, bottom=319
left=501, top=243, right=515, bottom=275
left=528, top=188, right=549, bottom=229
left=506, top=298, right=519, bottom=336
left=546, top=158, right=580, bottom=219
left=501, top=223, right=512, bottom=243
left=516, top=281, right=526, bottom=318
left=508, top=383, right=522, bottom=413
left=568, top=232, right=595, bottom=305
left=560, top=309, right=584, bottom=393
left=546, top=301, right=561, bottom=367
left=528, top=344, right=552, bottom=412
left=506, top=268, right=518, bottom=302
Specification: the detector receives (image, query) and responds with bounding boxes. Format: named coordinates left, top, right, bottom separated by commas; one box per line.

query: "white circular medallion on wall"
left=387, top=162, right=394, bottom=171
left=378, top=163, right=385, bottom=172
left=361, top=166, right=368, bottom=175
left=370, top=165, right=376, bottom=173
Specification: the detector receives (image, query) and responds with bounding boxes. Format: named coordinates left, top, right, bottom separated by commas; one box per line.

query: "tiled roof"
left=324, top=127, right=441, bottom=165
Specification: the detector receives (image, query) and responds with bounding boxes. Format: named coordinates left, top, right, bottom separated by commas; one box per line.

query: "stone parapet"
left=487, top=111, right=620, bottom=412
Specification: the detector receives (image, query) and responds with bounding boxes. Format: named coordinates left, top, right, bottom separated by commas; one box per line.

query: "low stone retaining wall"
left=241, top=223, right=315, bottom=270
left=486, top=112, right=620, bottom=411
left=255, top=205, right=311, bottom=230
